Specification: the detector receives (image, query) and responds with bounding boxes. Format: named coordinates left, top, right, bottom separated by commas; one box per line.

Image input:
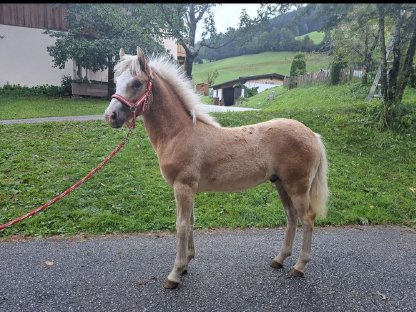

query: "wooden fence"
left=283, top=67, right=362, bottom=88
left=0, top=3, right=68, bottom=31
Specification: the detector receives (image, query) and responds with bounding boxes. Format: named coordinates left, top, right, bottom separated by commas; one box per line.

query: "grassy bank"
left=0, top=82, right=415, bottom=237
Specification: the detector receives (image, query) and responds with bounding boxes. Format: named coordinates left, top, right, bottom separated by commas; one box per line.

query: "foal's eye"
left=132, top=80, right=142, bottom=90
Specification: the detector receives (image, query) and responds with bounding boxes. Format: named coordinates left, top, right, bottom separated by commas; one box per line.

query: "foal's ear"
left=137, top=46, right=150, bottom=75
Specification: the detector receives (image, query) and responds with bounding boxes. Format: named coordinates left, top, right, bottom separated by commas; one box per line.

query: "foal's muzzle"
left=104, top=104, right=131, bottom=129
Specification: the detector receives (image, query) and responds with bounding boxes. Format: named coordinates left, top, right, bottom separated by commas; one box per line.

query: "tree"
left=317, top=3, right=416, bottom=129
left=409, top=65, right=416, bottom=88
left=131, top=4, right=225, bottom=80
left=290, top=53, right=307, bottom=77
left=354, top=5, right=380, bottom=85
left=329, top=51, right=348, bottom=85
left=206, top=69, right=219, bottom=85
left=137, top=4, right=300, bottom=80
left=44, top=4, right=164, bottom=98
left=301, top=35, right=316, bottom=52
left=316, top=4, right=379, bottom=85
left=197, top=4, right=324, bottom=61
left=377, top=3, right=416, bottom=128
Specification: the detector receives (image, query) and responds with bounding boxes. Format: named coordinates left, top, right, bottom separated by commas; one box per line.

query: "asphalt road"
left=0, top=225, right=415, bottom=312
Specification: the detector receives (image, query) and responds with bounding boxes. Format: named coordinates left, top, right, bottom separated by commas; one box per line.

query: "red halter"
left=111, top=70, right=154, bottom=129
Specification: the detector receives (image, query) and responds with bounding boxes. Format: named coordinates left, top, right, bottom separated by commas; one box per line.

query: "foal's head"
left=104, top=47, right=153, bottom=128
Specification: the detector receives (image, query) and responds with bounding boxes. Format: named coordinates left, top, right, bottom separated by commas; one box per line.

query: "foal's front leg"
left=186, top=209, right=195, bottom=268
left=164, top=181, right=196, bottom=289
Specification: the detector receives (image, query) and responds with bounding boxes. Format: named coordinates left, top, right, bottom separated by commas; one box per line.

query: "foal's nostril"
left=111, top=111, right=117, bottom=120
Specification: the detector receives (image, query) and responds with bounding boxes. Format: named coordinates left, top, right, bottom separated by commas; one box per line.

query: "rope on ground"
left=0, top=130, right=132, bottom=232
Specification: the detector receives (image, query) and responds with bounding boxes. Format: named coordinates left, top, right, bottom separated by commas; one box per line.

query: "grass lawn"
left=192, top=51, right=329, bottom=85
left=0, top=96, right=107, bottom=120
left=0, top=81, right=415, bottom=238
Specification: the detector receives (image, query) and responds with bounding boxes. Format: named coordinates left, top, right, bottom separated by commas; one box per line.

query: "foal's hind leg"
left=288, top=194, right=315, bottom=277
left=164, top=182, right=196, bottom=289
left=271, top=182, right=298, bottom=269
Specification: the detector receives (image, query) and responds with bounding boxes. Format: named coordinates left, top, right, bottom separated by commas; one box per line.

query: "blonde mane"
left=114, top=53, right=220, bottom=128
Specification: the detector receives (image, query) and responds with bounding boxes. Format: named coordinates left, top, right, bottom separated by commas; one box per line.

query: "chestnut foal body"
left=104, top=48, right=329, bottom=289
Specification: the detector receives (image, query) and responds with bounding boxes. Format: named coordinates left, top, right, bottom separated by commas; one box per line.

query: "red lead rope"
left=0, top=134, right=130, bottom=232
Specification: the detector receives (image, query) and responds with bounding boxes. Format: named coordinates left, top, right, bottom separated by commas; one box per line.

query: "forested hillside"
left=197, top=5, right=326, bottom=61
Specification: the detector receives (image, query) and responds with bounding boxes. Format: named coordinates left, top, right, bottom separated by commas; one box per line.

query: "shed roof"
left=211, top=73, right=287, bottom=90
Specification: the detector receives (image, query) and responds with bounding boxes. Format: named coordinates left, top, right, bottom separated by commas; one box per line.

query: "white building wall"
left=244, top=81, right=282, bottom=93
left=0, top=24, right=73, bottom=87
left=163, top=38, right=178, bottom=59
left=0, top=24, right=178, bottom=87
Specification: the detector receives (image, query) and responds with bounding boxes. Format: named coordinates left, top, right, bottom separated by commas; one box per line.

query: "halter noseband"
left=111, top=69, right=154, bottom=129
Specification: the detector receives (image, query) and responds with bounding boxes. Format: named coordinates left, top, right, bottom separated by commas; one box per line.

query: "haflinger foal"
left=104, top=47, right=329, bottom=289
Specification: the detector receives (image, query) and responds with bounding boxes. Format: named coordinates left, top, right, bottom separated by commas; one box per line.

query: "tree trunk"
left=377, top=4, right=416, bottom=129
left=184, top=53, right=196, bottom=80
left=107, top=62, right=115, bottom=100
left=183, top=4, right=197, bottom=81
left=362, top=25, right=370, bottom=85
left=387, top=4, right=402, bottom=104
left=378, top=4, right=388, bottom=101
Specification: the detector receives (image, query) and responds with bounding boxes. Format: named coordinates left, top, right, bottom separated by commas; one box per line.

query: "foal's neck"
left=142, top=73, right=194, bottom=152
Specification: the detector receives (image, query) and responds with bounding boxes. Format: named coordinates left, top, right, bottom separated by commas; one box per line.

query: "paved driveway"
left=0, top=104, right=257, bottom=125
left=0, top=225, right=415, bottom=312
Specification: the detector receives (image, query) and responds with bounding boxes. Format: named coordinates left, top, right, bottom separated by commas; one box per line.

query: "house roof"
left=211, top=73, right=287, bottom=90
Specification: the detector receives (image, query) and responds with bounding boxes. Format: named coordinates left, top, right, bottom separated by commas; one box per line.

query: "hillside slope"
left=192, top=51, right=329, bottom=85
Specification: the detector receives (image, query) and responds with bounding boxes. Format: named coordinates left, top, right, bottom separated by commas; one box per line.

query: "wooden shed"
left=211, top=73, right=286, bottom=106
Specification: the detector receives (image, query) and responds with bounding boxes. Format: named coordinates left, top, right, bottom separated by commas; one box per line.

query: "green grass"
left=0, top=82, right=415, bottom=238
left=192, top=51, right=329, bottom=85
left=0, top=96, right=107, bottom=120
left=239, top=82, right=368, bottom=111
left=296, top=31, right=325, bottom=44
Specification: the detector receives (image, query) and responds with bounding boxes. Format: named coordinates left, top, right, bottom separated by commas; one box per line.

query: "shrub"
left=330, top=52, right=348, bottom=85
left=409, top=65, right=416, bottom=89
left=60, top=75, right=73, bottom=96
left=290, top=53, right=306, bottom=77
left=0, top=75, right=75, bottom=97
left=289, top=53, right=306, bottom=89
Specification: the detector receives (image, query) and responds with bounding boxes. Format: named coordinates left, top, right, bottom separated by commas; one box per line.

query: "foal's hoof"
left=163, top=279, right=179, bottom=289
left=270, top=260, right=284, bottom=269
left=288, top=268, right=304, bottom=278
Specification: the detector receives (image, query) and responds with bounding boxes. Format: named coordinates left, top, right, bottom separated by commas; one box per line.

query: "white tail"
left=310, top=133, right=329, bottom=218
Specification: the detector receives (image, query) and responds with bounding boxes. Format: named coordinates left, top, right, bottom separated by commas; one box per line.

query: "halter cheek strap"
left=111, top=70, right=154, bottom=129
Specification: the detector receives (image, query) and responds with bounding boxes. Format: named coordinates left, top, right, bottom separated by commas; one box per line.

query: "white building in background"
left=0, top=24, right=73, bottom=87
left=0, top=3, right=184, bottom=87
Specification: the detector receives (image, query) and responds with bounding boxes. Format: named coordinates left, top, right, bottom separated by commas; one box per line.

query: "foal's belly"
left=197, top=166, right=270, bottom=192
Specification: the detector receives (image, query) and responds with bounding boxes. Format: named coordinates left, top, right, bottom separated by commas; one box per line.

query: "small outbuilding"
left=211, top=73, right=287, bottom=106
